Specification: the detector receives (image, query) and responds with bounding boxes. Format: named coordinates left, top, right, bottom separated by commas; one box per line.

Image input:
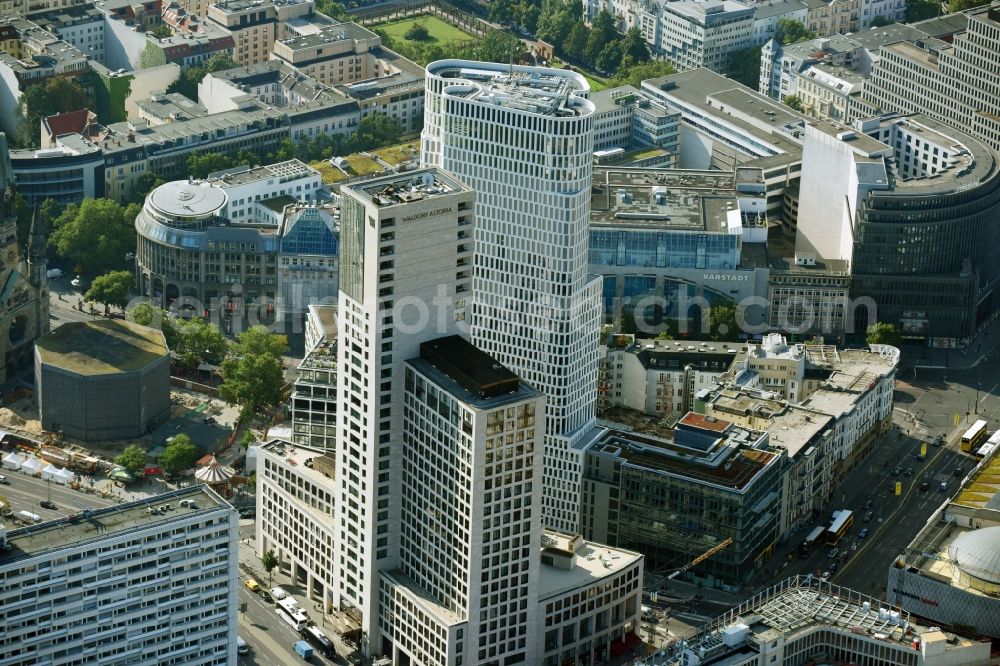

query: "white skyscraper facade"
left=422, top=60, right=603, bottom=532
left=333, top=169, right=475, bottom=649
left=379, top=335, right=545, bottom=665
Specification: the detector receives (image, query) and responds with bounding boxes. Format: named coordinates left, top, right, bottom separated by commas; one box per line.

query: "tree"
left=166, top=52, right=236, bottom=100
left=261, top=549, right=278, bottom=585
left=14, top=195, right=62, bottom=249
left=866, top=322, right=902, bottom=347
left=173, top=318, right=228, bottom=372
left=149, top=24, right=173, bottom=38
left=870, top=15, right=893, bottom=27
left=160, top=433, right=199, bottom=476
left=129, top=303, right=179, bottom=346
left=620, top=27, right=651, bottom=62
left=563, top=21, right=590, bottom=62
left=610, top=61, right=676, bottom=88
left=774, top=19, right=815, bottom=45
left=708, top=303, right=740, bottom=342
left=655, top=329, right=673, bottom=341
left=536, top=2, right=576, bottom=48
left=354, top=113, right=402, bottom=151
left=17, top=77, right=91, bottom=147
left=906, top=0, right=941, bottom=21
left=947, top=0, right=989, bottom=10
left=489, top=0, right=517, bottom=25
left=129, top=171, right=166, bottom=204
left=240, top=429, right=256, bottom=450
left=729, top=46, right=762, bottom=88
left=517, top=1, right=540, bottom=33
left=596, top=41, right=625, bottom=75
left=783, top=95, right=805, bottom=112
left=115, top=444, right=147, bottom=476
left=187, top=152, right=235, bottom=179
left=51, top=199, right=141, bottom=275
left=220, top=325, right=287, bottom=422
left=405, top=22, right=431, bottom=41
left=84, top=270, right=134, bottom=312
left=470, top=30, right=523, bottom=64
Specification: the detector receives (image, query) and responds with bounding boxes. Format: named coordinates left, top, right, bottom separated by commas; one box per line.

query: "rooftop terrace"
left=428, top=60, right=593, bottom=118
left=349, top=169, right=468, bottom=207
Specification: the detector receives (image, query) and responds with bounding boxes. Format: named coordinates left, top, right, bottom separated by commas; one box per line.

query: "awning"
left=109, top=467, right=134, bottom=482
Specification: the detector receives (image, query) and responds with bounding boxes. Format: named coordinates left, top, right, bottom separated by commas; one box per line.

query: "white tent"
left=42, top=464, right=73, bottom=485
left=53, top=467, right=74, bottom=485
left=21, top=457, right=42, bottom=474
left=2, top=451, right=25, bottom=470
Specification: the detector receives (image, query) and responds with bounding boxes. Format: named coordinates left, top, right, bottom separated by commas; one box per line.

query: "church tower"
left=0, top=132, right=49, bottom=383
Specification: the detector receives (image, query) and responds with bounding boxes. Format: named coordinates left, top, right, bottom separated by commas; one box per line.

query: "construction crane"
left=667, top=538, right=734, bottom=580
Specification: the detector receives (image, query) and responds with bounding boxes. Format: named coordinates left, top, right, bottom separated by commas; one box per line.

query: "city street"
left=1, top=469, right=118, bottom=519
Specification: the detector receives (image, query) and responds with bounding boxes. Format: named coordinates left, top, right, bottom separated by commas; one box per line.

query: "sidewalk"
left=905, top=316, right=1000, bottom=370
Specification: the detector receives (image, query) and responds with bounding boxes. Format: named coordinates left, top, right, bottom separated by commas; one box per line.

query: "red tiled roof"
left=44, top=109, right=94, bottom=137
left=679, top=411, right=731, bottom=433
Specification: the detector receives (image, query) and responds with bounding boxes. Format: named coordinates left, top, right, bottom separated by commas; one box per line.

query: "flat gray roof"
left=1, top=486, right=230, bottom=566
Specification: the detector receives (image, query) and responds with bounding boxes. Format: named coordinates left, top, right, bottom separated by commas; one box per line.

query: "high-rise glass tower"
left=422, top=60, right=602, bottom=532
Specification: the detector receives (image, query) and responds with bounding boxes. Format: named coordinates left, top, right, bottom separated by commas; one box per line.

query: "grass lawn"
left=345, top=154, right=383, bottom=176
left=309, top=161, right=347, bottom=184
left=376, top=15, right=474, bottom=48
left=372, top=141, right=420, bottom=166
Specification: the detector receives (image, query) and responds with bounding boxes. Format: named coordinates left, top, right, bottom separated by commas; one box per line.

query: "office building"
left=332, top=169, right=475, bottom=649
left=635, top=0, right=755, bottom=73
left=0, top=486, right=239, bottom=666
left=35, top=320, right=171, bottom=442
left=862, top=2, right=1000, bottom=153
left=9, top=134, right=104, bottom=206
left=536, top=531, right=643, bottom=666
left=638, top=576, right=992, bottom=665
left=422, top=60, right=602, bottom=533
left=271, top=20, right=382, bottom=86
left=133, top=160, right=326, bottom=318
left=638, top=69, right=805, bottom=219
left=795, top=115, right=1000, bottom=346
left=290, top=335, right=337, bottom=451
left=589, top=167, right=771, bottom=330
left=888, top=452, right=1000, bottom=638
left=277, top=201, right=340, bottom=321
left=590, top=85, right=681, bottom=158
left=379, top=335, right=546, bottom=665
left=256, top=439, right=340, bottom=613
left=581, top=414, right=783, bottom=589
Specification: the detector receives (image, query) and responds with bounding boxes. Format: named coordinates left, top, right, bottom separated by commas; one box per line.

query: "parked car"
left=245, top=578, right=260, bottom=592
left=40, top=499, right=56, bottom=510
left=270, top=586, right=289, bottom=600
left=863, top=510, right=874, bottom=522
left=939, top=481, right=948, bottom=491
left=236, top=636, right=249, bottom=655
left=892, top=467, right=902, bottom=476
left=70, top=276, right=83, bottom=289
left=821, top=570, right=831, bottom=580
left=920, top=481, right=930, bottom=492
left=0, top=474, right=7, bottom=484
left=46, top=268, right=64, bottom=279
left=862, top=499, right=873, bottom=510
left=829, top=561, right=840, bottom=573
left=827, top=548, right=840, bottom=559
left=932, top=435, right=944, bottom=447
left=904, top=467, right=913, bottom=477
left=258, top=589, right=274, bottom=604
left=858, top=528, right=870, bottom=539
left=916, top=453, right=926, bottom=462
left=954, top=467, right=963, bottom=477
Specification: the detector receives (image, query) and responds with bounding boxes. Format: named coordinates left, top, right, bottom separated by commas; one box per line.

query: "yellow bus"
left=961, top=420, right=988, bottom=452
left=826, top=509, right=854, bottom=546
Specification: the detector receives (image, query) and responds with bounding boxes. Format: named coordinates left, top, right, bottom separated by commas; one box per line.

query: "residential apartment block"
left=205, top=0, right=313, bottom=65
left=0, top=486, right=238, bottom=666
left=637, top=0, right=755, bottom=73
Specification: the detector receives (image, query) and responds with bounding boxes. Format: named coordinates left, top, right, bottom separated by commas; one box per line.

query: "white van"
left=236, top=636, right=248, bottom=654
left=18, top=510, right=42, bottom=524
left=270, top=586, right=288, bottom=600
left=46, top=268, right=64, bottom=279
